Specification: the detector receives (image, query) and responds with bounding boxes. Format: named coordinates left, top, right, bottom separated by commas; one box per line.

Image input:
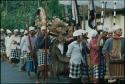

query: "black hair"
left=73, top=36, right=80, bottom=41
left=36, top=9, right=41, bottom=16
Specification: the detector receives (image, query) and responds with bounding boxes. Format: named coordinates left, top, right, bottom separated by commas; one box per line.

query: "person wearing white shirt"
left=66, top=30, right=83, bottom=84
left=5, top=29, right=12, bottom=61
left=9, top=29, right=21, bottom=66
left=25, top=26, right=37, bottom=79
left=0, top=28, right=6, bottom=61
left=19, top=30, right=28, bottom=71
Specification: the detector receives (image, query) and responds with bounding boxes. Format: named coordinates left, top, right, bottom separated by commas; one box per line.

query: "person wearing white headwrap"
left=20, top=29, right=24, bottom=37
left=9, top=29, right=21, bottom=66
left=112, top=25, right=122, bottom=38
left=5, top=29, right=12, bottom=61
left=0, top=28, right=4, bottom=32
left=18, top=29, right=28, bottom=71
left=66, top=30, right=84, bottom=84
left=97, top=25, right=103, bottom=31
left=102, top=25, right=124, bottom=83
left=24, top=30, right=28, bottom=35
left=89, top=29, right=106, bottom=83
left=91, top=30, right=98, bottom=37
left=0, top=28, right=6, bottom=61
left=96, top=25, right=109, bottom=48
left=80, top=29, right=90, bottom=83
left=14, top=29, right=18, bottom=32
left=20, top=29, right=24, bottom=33
left=89, top=30, right=100, bottom=83
left=25, top=26, right=37, bottom=78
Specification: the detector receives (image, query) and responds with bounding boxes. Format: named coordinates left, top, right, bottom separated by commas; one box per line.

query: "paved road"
left=1, top=61, right=70, bottom=84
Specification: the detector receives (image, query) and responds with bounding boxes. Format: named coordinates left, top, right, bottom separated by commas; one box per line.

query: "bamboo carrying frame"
left=108, top=59, right=124, bottom=79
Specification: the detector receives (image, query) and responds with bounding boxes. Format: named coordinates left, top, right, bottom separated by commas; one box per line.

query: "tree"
left=1, top=0, right=64, bottom=29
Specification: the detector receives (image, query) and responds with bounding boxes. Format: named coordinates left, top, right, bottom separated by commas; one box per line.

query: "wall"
left=84, top=14, right=124, bottom=41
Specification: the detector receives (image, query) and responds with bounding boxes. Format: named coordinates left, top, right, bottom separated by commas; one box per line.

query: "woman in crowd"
left=89, top=30, right=102, bottom=83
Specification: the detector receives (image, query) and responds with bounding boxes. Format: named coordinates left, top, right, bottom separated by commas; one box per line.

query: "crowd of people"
left=1, top=7, right=124, bottom=84
left=1, top=23, right=124, bottom=83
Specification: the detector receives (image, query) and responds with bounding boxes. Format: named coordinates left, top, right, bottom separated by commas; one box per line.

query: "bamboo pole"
left=43, top=0, right=48, bottom=84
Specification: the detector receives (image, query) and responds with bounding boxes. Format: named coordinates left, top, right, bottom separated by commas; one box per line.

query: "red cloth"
left=89, top=38, right=99, bottom=65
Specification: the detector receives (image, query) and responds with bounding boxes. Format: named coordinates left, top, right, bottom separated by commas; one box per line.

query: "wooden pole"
left=43, top=0, right=48, bottom=84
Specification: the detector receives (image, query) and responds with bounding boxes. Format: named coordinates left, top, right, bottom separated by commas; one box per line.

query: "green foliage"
left=1, top=0, right=65, bottom=29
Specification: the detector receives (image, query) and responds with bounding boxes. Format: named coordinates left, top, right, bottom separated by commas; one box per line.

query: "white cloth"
left=25, top=35, right=37, bottom=53
left=66, top=41, right=83, bottom=64
left=20, top=35, right=29, bottom=52
left=73, top=30, right=82, bottom=36
left=5, top=36, right=11, bottom=57
left=58, top=43, right=64, bottom=55
left=6, top=29, right=12, bottom=34
left=91, top=30, right=98, bottom=37
left=14, top=29, right=18, bottom=32
left=100, top=39, right=104, bottom=46
left=29, top=26, right=35, bottom=31
left=9, top=35, right=21, bottom=49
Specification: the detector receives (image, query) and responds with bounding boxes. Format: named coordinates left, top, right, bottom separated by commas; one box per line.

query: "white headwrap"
left=91, top=30, right=98, bottom=37
left=6, top=29, right=12, bottom=34
left=20, top=29, right=24, bottom=33
left=73, top=30, right=82, bottom=37
left=1, top=28, right=4, bottom=31
left=29, top=26, right=35, bottom=31
left=77, top=29, right=85, bottom=35
left=14, top=29, right=18, bottom=32
left=97, top=25, right=103, bottom=31
left=24, top=30, right=28, bottom=34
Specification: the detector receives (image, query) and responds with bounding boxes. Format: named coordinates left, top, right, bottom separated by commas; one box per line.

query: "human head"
left=13, top=29, right=19, bottom=36
left=113, top=25, right=122, bottom=36
left=108, top=28, right=114, bottom=37
left=24, top=30, right=28, bottom=36
left=91, top=30, right=98, bottom=38
left=6, top=29, right=12, bottom=36
left=29, top=26, right=36, bottom=36
left=41, top=26, right=49, bottom=35
left=0, top=28, right=4, bottom=34
left=58, top=34, right=64, bottom=43
left=73, top=30, right=83, bottom=42
left=102, top=27, right=109, bottom=37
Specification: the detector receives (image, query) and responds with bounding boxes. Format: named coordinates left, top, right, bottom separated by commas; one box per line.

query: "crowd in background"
left=0, top=7, right=125, bottom=84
